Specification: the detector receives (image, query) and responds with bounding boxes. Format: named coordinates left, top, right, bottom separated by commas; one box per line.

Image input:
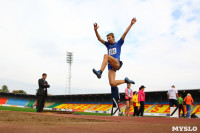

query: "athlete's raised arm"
left=94, top=23, right=105, bottom=45
left=121, top=18, right=137, bottom=41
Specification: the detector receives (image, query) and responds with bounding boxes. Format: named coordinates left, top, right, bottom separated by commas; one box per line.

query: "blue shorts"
left=108, top=60, right=123, bottom=71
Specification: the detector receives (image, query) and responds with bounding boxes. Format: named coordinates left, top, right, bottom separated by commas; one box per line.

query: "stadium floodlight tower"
left=66, top=52, right=73, bottom=94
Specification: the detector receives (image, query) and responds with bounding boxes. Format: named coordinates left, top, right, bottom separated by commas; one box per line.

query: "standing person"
left=138, top=85, right=146, bottom=116
left=36, top=73, right=50, bottom=112
left=125, top=83, right=133, bottom=116
left=178, top=94, right=185, bottom=117
left=132, top=91, right=140, bottom=116
left=92, top=18, right=136, bottom=89
left=184, top=93, right=194, bottom=118
left=167, top=85, right=179, bottom=108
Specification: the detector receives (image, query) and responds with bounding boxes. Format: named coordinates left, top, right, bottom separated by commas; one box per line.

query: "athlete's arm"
left=94, top=23, right=105, bottom=45
left=121, top=18, right=136, bottom=41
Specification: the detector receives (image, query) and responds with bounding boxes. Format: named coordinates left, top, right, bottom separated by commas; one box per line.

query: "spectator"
left=138, top=85, right=146, bottom=116
left=184, top=93, right=194, bottom=118
left=36, top=73, right=50, bottom=112
left=178, top=94, right=185, bottom=117
left=132, top=91, right=140, bottom=116
left=167, top=85, right=179, bottom=108
left=125, top=83, right=133, bottom=116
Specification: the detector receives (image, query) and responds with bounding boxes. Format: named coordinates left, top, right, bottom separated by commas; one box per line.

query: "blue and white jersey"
left=105, top=38, right=124, bottom=61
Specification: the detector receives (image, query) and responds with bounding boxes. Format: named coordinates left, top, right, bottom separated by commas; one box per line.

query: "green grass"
left=0, top=106, right=110, bottom=116
left=0, top=106, right=36, bottom=112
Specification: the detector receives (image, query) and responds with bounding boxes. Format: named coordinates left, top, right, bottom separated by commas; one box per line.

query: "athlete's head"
left=42, top=73, right=47, bottom=79
left=106, top=33, right=115, bottom=44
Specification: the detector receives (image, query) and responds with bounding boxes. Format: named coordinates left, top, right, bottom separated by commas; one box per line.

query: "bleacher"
left=148, top=104, right=170, bottom=113
left=72, top=104, right=96, bottom=111
left=47, top=102, right=63, bottom=108
left=6, top=98, right=29, bottom=106
left=26, top=100, right=36, bottom=107
left=52, top=103, right=113, bottom=112
left=0, top=97, right=8, bottom=104
left=89, top=104, right=112, bottom=111
left=121, top=102, right=154, bottom=115
left=192, top=103, right=200, bottom=114
left=0, top=88, right=199, bottom=116
left=53, top=103, right=77, bottom=110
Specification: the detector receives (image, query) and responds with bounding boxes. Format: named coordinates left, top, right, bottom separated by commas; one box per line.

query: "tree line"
left=0, top=85, right=27, bottom=94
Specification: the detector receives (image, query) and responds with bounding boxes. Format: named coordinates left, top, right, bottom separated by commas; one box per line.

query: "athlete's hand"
left=131, top=18, right=137, bottom=25
left=93, top=23, right=99, bottom=30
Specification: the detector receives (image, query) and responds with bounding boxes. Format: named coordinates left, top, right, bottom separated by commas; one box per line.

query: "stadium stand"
left=89, top=104, right=112, bottom=111
left=121, top=103, right=154, bottom=115
left=148, top=104, right=169, bottom=113
left=46, top=103, right=63, bottom=108
left=44, top=102, right=55, bottom=107
left=0, top=89, right=199, bottom=116
left=26, top=100, right=36, bottom=107
left=192, top=104, right=200, bottom=114
left=0, top=97, right=8, bottom=104
left=53, top=103, right=99, bottom=112
left=119, top=102, right=126, bottom=108
left=6, top=98, right=29, bottom=106
left=54, top=103, right=77, bottom=110
left=72, top=104, right=96, bottom=111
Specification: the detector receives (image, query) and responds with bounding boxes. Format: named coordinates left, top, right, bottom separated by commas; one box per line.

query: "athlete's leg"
left=93, top=54, right=135, bottom=84
left=125, top=100, right=130, bottom=116
left=111, top=97, right=120, bottom=116
left=127, top=101, right=130, bottom=116
left=100, top=54, right=120, bottom=72
left=108, top=70, right=125, bottom=87
left=93, top=54, right=118, bottom=79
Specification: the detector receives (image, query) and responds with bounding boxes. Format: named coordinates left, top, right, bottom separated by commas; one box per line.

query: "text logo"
left=172, top=126, right=198, bottom=132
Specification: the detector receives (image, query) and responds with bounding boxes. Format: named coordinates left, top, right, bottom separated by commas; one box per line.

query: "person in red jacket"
left=138, top=85, right=146, bottom=116
left=125, top=83, right=133, bottom=116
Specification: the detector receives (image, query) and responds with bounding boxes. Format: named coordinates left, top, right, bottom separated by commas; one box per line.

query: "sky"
left=0, top=0, right=200, bottom=95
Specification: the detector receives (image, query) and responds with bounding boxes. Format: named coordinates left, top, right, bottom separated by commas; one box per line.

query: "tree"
left=1, top=85, right=9, bottom=92
left=12, top=90, right=26, bottom=94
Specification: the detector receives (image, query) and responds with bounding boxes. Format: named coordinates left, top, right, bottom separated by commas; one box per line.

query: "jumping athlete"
left=93, top=18, right=137, bottom=116
left=93, top=18, right=136, bottom=86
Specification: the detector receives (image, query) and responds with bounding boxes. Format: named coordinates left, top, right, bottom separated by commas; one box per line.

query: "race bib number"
left=109, top=48, right=117, bottom=55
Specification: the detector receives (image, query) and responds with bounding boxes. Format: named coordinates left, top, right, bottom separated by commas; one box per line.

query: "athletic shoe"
left=124, top=77, right=135, bottom=84
left=93, top=69, right=102, bottom=79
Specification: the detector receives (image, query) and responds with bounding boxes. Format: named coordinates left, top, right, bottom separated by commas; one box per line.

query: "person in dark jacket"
left=36, top=73, right=50, bottom=112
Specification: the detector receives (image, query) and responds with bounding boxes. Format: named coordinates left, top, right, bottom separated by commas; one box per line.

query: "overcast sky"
left=0, top=0, right=200, bottom=95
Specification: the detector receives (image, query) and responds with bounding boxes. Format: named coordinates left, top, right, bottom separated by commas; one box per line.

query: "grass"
left=0, top=106, right=110, bottom=116
left=0, top=106, right=36, bottom=112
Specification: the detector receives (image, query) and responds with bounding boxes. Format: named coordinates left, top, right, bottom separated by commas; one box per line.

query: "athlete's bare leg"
left=93, top=54, right=135, bottom=84
left=100, top=54, right=120, bottom=72
left=108, top=70, right=125, bottom=87
left=125, top=101, right=130, bottom=116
